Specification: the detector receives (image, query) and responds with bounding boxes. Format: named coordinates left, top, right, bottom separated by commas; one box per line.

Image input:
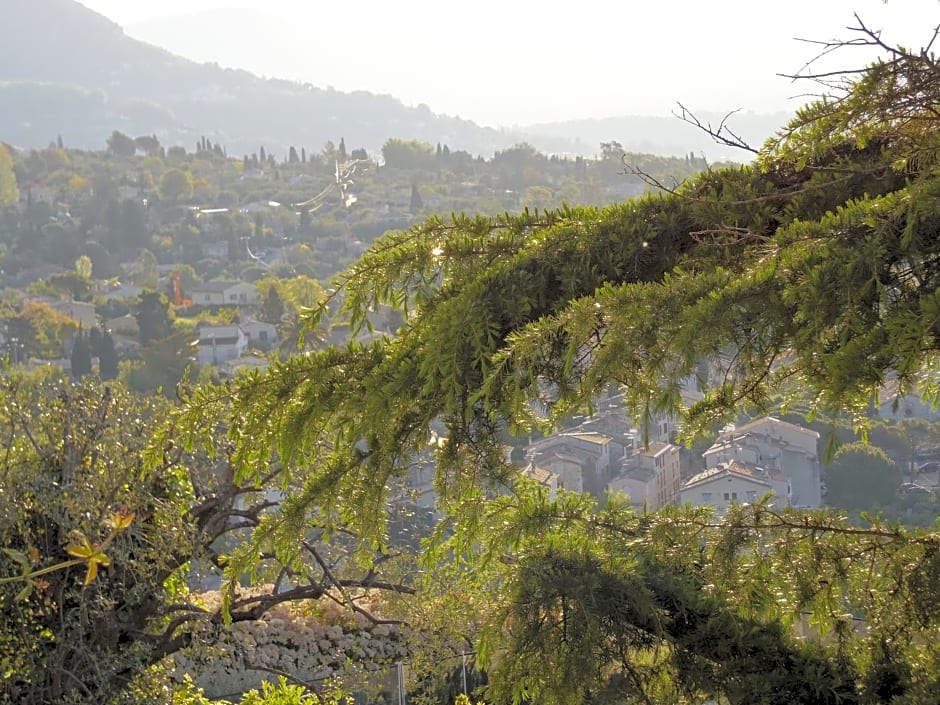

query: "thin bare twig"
left=672, top=103, right=759, bottom=155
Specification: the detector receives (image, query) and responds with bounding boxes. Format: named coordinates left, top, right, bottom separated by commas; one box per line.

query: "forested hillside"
left=0, top=0, right=512, bottom=155
left=0, top=134, right=707, bottom=283
left=0, top=0, right=781, bottom=159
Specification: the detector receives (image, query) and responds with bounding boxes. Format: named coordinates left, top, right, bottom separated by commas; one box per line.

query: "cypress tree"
left=98, top=330, right=119, bottom=381
left=409, top=182, right=423, bottom=213
left=70, top=331, right=92, bottom=379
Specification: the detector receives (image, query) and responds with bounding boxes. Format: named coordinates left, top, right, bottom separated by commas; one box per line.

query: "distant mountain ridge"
left=520, top=111, right=793, bottom=161
left=0, top=0, right=525, bottom=155
left=0, top=0, right=786, bottom=159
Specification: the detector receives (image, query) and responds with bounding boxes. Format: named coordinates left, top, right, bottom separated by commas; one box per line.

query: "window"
left=746, top=490, right=758, bottom=502
left=701, top=492, right=712, bottom=502
left=723, top=492, right=730, bottom=500
left=259, top=330, right=269, bottom=342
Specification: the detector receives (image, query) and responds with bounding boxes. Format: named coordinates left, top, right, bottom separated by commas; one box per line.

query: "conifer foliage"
left=207, top=20, right=940, bottom=705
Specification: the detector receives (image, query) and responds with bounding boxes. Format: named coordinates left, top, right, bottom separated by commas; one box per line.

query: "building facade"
left=681, top=461, right=791, bottom=515
left=703, top=417, right=821, bottom=507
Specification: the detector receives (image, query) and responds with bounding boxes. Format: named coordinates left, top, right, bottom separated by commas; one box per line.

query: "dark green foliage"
left=106, top=130, right=136, bottom=157
left=157, top=167, right=193, bottom=202
left=501, top=547, right=858, bottom=705
left=259, top=285, right=285, bottom=324
left=69, top=329, right=92, bottom=378
left=47, top=269, right=94, bottom=301
left=125, top=330, right=196, bottom=396
left=134, top=134, right=161, bottom=156
left=381, top=138, right=435, bottom=169
left=96, top=328, right=119, bottom=380
left=134, top=292, right=173, bottom=345
left=826, top=443, right=902, bottom=510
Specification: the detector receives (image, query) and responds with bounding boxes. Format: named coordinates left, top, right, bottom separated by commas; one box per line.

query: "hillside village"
left=1, top=134, right=939, bottom=522
left=390, top=376, right=940, bottom=530
left=0, top=132, right=715, bottom=397
left=522, top=411, right=821, bottom=514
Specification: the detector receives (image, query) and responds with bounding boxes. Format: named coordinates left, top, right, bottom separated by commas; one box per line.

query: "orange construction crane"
left=171, top=270, right=192, bottom=308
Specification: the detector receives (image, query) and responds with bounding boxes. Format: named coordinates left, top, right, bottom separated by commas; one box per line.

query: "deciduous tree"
left=0, top=143, right=18, bottom=206
left=158, top=167, right=195, bottom=202
left=0, top=373, right=414, bottom=703
left=825, top=442, right=901, bottom=510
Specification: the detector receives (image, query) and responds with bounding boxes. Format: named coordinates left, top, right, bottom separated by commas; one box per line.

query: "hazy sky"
left=78, top=0, right=938, bottom=126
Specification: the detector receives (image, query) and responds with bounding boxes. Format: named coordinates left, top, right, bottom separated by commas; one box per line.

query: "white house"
left=240, top=319, right=277, bottom=348
left=681, top=460, right=791, bottom=515
left=703, top=417, right=821, bottom=508
left=197, top=325, right=248, bottom=365
left=609, top=442, right=682, bottom=510
left=189, top=281, right=260, bottom=307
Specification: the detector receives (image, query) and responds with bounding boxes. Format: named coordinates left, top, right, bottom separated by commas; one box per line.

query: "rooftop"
left=683, top=461, right=771, bottom=490
left=190, top=281, right=240, bottom=293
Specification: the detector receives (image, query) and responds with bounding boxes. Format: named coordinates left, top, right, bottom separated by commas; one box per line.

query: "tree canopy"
left=158, top=167, right=195, bottom=202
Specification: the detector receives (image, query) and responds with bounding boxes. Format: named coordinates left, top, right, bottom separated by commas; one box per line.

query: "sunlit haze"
left=74, top=0, right=940, bottom=126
